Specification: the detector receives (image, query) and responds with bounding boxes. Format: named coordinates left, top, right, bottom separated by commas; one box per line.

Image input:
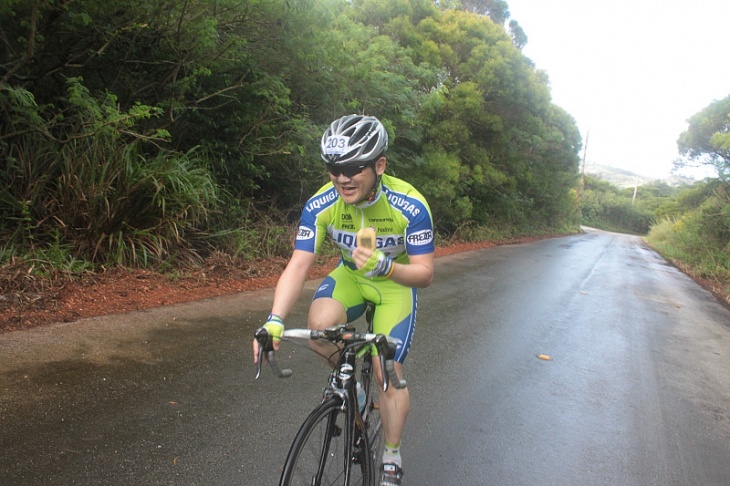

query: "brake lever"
left=254, top=327, right=292, bottom=379
left=255, top=345, right=265, bottom=379
left=254, top=327, right=268, bottom=379
left=384, top=359, right=407, bottom=389
left=379, top=353, right=390, bottom=392
left=375, top=335, right=407, bottom=391
left=267, top=350, right=292, bottom=378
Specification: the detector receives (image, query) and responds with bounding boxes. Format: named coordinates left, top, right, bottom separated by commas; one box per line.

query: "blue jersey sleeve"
left=403, top=199, right=435, bottom=255
left=382, top=180, right=435, bottom=256
left=294, top=184, right=338, bottom=253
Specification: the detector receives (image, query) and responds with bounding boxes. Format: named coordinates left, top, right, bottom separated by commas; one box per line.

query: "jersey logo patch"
left=297, top=226, right=315, bottom=240
left=407, top=229, right=433, bottom=246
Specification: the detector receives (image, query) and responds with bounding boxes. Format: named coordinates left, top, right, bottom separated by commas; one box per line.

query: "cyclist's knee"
left=308, top=297, right=346, bottom=330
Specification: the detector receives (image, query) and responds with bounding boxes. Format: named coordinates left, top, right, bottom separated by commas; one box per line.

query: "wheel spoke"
left=280, top=398, right=371, bottom=486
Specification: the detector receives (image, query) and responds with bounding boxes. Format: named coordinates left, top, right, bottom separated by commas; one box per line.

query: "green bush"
left=0, top=80, right=220, bottom=268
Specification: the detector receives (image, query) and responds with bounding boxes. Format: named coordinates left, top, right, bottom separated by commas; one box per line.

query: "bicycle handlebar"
left=254, top=325, right=407, bottom=391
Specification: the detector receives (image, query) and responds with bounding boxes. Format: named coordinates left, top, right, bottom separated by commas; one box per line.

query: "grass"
left=646, top=218, right=730, bottom=305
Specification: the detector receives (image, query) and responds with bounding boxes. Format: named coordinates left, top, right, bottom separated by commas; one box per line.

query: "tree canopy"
left=676, top=94, right=730, bottom=179
left=1, top=0, right=583, bottom=266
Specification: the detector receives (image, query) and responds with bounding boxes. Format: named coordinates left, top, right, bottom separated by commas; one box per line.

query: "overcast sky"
left=506, top=0, right=730, bottom=180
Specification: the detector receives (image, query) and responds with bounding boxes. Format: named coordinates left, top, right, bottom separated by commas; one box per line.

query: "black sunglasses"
left=326, top=162, right=374, bottom=178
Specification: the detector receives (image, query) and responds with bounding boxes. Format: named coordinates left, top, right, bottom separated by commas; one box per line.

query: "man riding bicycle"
left=252, top=114, right=435, bottom=486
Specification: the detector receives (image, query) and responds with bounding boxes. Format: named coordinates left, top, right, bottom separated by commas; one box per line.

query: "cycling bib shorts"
left=313, top=264, right=418, bottom=363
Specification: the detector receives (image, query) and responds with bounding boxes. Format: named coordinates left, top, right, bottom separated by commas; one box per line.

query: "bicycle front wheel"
left=280, top=396, right=373, bottom=486
left=359, top=355, right=383, bottom=474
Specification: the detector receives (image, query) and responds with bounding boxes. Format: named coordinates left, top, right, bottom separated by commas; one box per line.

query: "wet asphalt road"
left=1, top=227, right=729, bottom=485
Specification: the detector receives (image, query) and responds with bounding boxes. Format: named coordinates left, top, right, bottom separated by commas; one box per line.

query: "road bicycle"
left=255, top=304, right=406, bottom=486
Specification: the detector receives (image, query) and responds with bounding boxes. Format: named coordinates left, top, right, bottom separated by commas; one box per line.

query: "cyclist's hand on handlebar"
left=353, top=247, right=394, bottom=279
left=264, top=314, right=285, bottom=342
left=252, top=314, right=284, bottom=364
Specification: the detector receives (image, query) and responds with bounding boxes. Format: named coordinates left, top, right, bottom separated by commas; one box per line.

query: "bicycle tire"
left=365, top=400, right=383, bottom=472
left=359, top=356, right=383, bottom=473
left=280, top=396, right=373, bottom=486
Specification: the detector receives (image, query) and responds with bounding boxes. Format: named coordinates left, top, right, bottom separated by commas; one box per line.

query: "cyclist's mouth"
left=338, top=184, right=358, bottom=197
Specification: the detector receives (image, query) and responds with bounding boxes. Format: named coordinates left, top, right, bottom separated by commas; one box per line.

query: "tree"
left=1, top=0, right=585, bottom=267
left=401, top=8, right=579, bottom=231
left=508, top=19, right=527, bottom=50
left=676, top=94, right=730, bottom=179
left=458, top=0, right=510, bottom=25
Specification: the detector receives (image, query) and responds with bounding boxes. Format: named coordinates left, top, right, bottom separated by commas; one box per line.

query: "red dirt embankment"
left=0, top=239, right=512, bottom=333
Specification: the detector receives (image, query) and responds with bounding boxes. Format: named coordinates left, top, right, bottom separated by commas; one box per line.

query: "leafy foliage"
left=582, top=169, right=729, bottom=302
left=1, top=0, right=583, bottom=271
left=579, top=176, right=654, bottom=235
left=676, top=94, right=730, bottom=179
left=1, top=79, right=218, bottom=267
left=646, top=180, right=730, bottom=301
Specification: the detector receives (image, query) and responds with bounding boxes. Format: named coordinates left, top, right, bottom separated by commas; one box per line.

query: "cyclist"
left=253, top=114, right=434, bottom=486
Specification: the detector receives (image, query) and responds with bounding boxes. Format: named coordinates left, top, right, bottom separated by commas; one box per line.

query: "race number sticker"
left=324, top=135, right=350, bottom=155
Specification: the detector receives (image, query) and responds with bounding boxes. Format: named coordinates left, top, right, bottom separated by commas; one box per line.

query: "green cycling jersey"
left=295, top=173, right=435, bottom=265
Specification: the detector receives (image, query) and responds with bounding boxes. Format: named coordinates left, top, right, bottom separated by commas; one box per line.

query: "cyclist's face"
left=329, top=157, right=386, bottom=205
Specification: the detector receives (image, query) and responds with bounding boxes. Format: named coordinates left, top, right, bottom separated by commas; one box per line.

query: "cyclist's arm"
left=252, top=250, right=316, bottom=362
left=390, top=252, right=434, bottom=288
left=270, top=249, right=317, bottom=319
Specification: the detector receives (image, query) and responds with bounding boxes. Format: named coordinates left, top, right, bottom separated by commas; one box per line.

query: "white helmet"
left=320, top=114, right=388, bottom=165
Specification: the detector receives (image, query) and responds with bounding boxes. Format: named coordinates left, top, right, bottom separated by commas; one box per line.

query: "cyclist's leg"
left=363, top=282, right=417, bottom=471
left=374, top=361, right=409, bottom=447
left=308, top=265, right=367, bottom=362
left=311, top=264, right=416, bottom=446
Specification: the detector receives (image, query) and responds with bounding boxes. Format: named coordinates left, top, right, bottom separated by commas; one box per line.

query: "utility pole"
left=632, top=175, right=639, bottom=206
left=580, top=131, right=589, bottom=179
left=578, top=130, right=589, bottom=201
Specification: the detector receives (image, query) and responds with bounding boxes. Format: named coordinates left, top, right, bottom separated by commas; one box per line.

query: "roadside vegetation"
left=644, top=180, right=729, bottom=304
left=0, top=0, right=727, bottom=310
left=581, top=175, right=729, bottom=304
left=579, top=94, right=730, bottom=304
left=0, top=1, right=580, bottom=302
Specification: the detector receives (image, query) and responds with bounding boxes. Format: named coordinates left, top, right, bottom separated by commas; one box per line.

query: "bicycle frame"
left=255, top=318, right=406, bottom=486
